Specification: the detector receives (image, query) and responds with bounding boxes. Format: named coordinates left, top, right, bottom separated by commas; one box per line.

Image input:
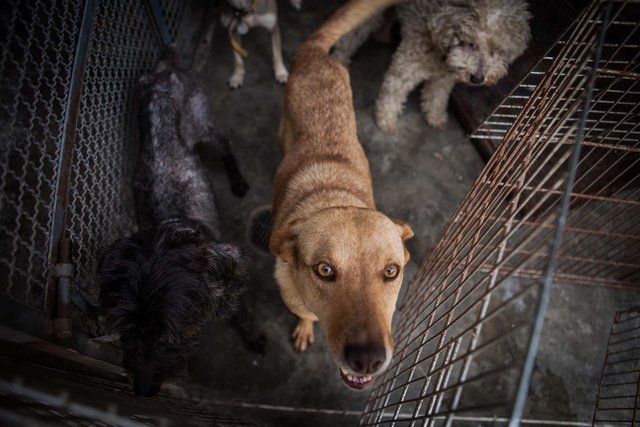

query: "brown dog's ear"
left=391, top=219, right=413, bottom=265
left=403, top=248, right=411, bottom=264
left=392, top=219, right=414, bottom=241
left=269, top=221, right=300, bottom=263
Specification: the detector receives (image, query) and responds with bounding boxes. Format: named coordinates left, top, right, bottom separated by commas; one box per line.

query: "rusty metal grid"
left=66, top=0, right=200, bottom=304
left=361, top=0, right=639, bottom=425
left=594, top=307, right=640, bottom=426
left=470, top=0, right=640, bottom=291
left=471, top=1, right=640, bottom=152
left=0, top=0, right=83, bottom=310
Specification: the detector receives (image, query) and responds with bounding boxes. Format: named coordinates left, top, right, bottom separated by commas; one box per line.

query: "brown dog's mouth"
left=340, top=368, right=374, bottom=390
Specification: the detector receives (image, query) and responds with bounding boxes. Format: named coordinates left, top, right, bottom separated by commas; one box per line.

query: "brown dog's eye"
left=315, top=262, right=336, bottom=280
left=384, top=264, right=400, bottom=280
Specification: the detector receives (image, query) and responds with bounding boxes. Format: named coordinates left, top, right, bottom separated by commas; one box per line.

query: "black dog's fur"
left=99, top=224, right=244, bottom=397
left=99, top=49, right=254, bottom=398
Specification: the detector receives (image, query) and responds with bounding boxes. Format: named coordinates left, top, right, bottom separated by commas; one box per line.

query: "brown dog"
left=269, top=0, right=412, bottom=390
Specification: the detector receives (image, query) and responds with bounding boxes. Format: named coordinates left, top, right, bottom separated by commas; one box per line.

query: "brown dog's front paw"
left=291, top=318, right=314, bottom=352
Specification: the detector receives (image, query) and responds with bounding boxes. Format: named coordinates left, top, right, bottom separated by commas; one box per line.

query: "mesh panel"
left=160, top=0, right=200, bottom=63
left=469, top=0, right=640, bottom=290
left=67, top=0, right=163, bottom=303
left=0, top=0, right=83, bottom=309
left=1, top=0, right=203, bottom=316
left=67, top=0, right=198, bottom=304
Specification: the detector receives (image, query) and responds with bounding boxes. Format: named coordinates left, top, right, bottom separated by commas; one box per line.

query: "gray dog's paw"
left=228, top=74, right=244, bottom=89
left=275, top=68, right=289, bottom=85
left=375, top=111, right=398, bottom=135
left=289, top=0, right=302, bottom=10
left=426, top=110, right=448, bottom=129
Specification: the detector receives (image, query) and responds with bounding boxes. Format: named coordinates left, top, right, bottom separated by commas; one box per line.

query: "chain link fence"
left=68, top=0, right=170, bottom=305
left=0, top=0, right=206, bottom=332
left=0, top=0, right=83, bottom=320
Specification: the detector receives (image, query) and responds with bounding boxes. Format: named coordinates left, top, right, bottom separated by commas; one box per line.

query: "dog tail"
left=306, top=0, right=401, bottom=52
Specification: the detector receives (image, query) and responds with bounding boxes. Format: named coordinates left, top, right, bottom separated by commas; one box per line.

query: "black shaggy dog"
left=99, top=49, right=254, bottom=398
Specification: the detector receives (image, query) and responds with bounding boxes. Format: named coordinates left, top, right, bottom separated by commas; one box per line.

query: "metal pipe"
left=44, top=0, right=96, bottom=336
left=509, top=1, right=613, bottom=425
left=53, top=238, right=74, bottom=338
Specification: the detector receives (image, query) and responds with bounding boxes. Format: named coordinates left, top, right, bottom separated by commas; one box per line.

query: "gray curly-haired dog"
left=99, top=49, right=262, bottom=398
left=333, top=0, right=531, bottom=132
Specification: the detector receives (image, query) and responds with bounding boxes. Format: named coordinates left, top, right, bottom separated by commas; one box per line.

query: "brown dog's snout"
left=344, top=343, right=387, bottom=374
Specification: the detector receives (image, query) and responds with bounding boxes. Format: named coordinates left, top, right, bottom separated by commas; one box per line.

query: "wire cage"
left=361, top=0, right=640, bottom=425
left=593, top=307, right=640, bottom=426
left=0, top=0, right=204, bottom=335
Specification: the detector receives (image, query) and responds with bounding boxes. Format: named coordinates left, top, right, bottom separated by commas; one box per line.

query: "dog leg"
left=202, top=133, right=250, bottom=197
left=292, top=317, right=314, bottom=352
left=271, top=25, right=289, bottom=84
left=375, top=43, right=426, bottom=134
left=177, top=87, right=250, bottom=197
left=420, top=76, right=456, bottom=128
left=228, top=35, right=245, bottom=89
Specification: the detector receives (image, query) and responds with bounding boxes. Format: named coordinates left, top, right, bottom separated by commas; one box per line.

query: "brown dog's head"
left=271, top=207, right=413, bottom=389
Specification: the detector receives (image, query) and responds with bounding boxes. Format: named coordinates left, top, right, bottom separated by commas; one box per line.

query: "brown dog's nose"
left=344, top=343, right=387, bottom=374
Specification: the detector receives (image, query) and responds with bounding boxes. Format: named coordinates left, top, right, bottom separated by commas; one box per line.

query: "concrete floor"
left=174, top=2, right=640, bottom=426
left=187, top=1, right=483, bottom=425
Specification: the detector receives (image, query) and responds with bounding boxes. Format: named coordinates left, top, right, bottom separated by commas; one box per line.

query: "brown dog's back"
left=269, top=0, right=413, bottom=379
left=273, top=44, right=373, bottom=228
left=273, top=0, right=402, bottom=230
